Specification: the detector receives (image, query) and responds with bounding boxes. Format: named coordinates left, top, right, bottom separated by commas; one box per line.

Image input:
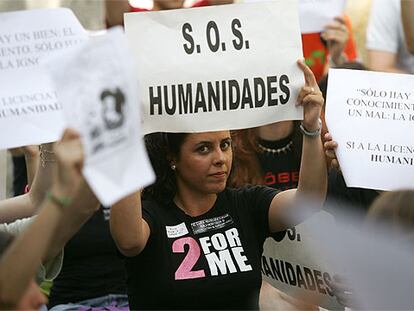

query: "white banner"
left=298, top=0, right=346, bottom=34
left=0, top=8, right=87, bottom=150
left=325, top=69, right=414, bottom=191
left=49, top=28, right=155, bottom=206
left=125, top=1, right=304, bottom=134
left=262, top=211, right=343, bottom=310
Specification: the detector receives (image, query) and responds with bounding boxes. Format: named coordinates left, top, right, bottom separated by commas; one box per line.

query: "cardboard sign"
left=298, top=0, right=346, bottom=34
left=125, top=1, right=304, bottom=134
left=0, top=8, right=88, bottom=150
left=325, top=69, right=414, bottom=191
left=262, top=211, right=343, bottom=310
left=49, top=28, right=155, bottom=206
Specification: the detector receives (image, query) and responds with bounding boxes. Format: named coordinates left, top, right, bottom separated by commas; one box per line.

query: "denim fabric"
left=49, top=294, right=129, bottom=311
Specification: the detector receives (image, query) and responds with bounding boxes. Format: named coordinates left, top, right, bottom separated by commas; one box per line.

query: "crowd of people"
left=1, top=0, right=413, bottom=310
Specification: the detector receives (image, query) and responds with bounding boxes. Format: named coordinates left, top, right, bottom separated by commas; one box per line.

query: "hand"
left=9, top=145, right=39, bottom=158
left=297, top=59, right=324, bottom=131
left=321, top=16, right=349, bottom=66
left=323, top=133, right=340, bottom=170
left=50, top=128, right=84, bottom=200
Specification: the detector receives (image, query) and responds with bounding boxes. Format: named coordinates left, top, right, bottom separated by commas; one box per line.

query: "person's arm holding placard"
left=401, top=0, right=414, bottom=55
left=268, top=60, right=327, bottom=232
left=0, top=142, right=57, bottom=223
left=110, top=190, right=148, bottom=257
left=0, top=129, right=98, bottom=309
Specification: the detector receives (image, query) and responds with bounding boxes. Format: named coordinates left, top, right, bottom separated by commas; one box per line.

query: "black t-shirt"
left=12, top=155, right=27, bottom=196
left=256, top=135, right=301, bottom=191
left=48, top=208, right=127, bottom=307
left=126, top=186, right=278, bottom=310
left=326, top=169, right=379, bottom=220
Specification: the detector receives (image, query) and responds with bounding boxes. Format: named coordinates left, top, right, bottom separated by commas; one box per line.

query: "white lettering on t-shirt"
left=199, top=227, right=252, bottom=276
left=205, top=249, right=237, bottom=275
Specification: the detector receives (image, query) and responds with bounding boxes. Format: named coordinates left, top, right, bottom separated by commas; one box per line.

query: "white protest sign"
left=0, top=8, right=88, bottom=150
left=262, top=211, right=343, bottom=310
left=125, top=1, right=304, bottom=134
left=243, top=0, right=345, bottom=34
left=326, top=69, right=414, bottom=191
left=298, top=0, right=346, bottom=34
left=49, top=28, right=155, bottom=206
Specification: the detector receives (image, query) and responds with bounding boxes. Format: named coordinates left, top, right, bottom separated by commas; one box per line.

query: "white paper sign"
left=49, top=28, right=155, bottom=206
left=125, top=1, right=304, bottom=134
left=0, top=8, right=88, bottom=150
left=325, top=69, right=414, bottom=191
left=262, top=211, right=343, bottom=310
left=298, top=0, right=346, bottom=34
left=243, top=0, right=345, bottom=34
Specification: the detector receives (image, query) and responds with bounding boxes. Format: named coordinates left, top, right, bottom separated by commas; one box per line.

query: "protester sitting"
left=109, top=59, right=327, bottom=309
left=367, top=0, right=414, bottom=73
left=0, top=129, right=99, bottom=310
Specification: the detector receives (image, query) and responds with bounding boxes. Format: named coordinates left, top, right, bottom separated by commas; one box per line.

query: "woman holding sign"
left=110, top=60, right=326, bottom=309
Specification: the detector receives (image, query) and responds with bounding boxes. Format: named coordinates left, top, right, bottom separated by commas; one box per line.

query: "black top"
left=125, top=186, right=279, bottom=310
left=48, top=208, right=127, bottom=307
left=12, top=155, right=27, bottom=196
left=326, top=169, right=380, bottom=220
left=256, top=135, right=301, bottom=191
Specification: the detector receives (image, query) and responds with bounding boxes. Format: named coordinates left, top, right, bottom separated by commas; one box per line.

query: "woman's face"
left=174, top=131, right=232, bottom=196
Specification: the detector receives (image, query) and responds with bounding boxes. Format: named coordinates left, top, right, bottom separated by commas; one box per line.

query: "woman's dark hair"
left=142, top=132, right=188, bottom=204
left=230, top=122, right=302, bottom=188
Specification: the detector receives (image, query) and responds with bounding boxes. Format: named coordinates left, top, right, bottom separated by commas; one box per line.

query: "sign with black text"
left=125, top=1, right=304, bottom=134
left=262, top=211, right=343, bottom=310
left=326, top=69, right=414, bottom=191
left=0, top=8, right=88, bottom=149
left=49, top=28, right=155, bottom=206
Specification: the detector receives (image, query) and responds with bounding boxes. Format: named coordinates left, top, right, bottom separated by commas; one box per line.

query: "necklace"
left=257, top=140, right=293, bottom=154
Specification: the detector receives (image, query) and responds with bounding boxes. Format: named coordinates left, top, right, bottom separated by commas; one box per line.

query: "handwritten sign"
left=325, top=69, right=414, bottom=191
left=262, top=211, right=343, bottom=310
left=125, top=1, right=304, bottom=134
left=0, top=8, right=87, bottom=150
left=49, top=28, right=155, bottom=206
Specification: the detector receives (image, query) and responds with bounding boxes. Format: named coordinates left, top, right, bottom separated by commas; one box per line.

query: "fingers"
left=297, top=59, right=317, bottom=87
left=324, top=132, right=332, bottom=142
left=54, top=128, right=84, bottom=172
left=296, top=86, right=314, bottom=105
left=61, top=128, right=81, bottom=141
